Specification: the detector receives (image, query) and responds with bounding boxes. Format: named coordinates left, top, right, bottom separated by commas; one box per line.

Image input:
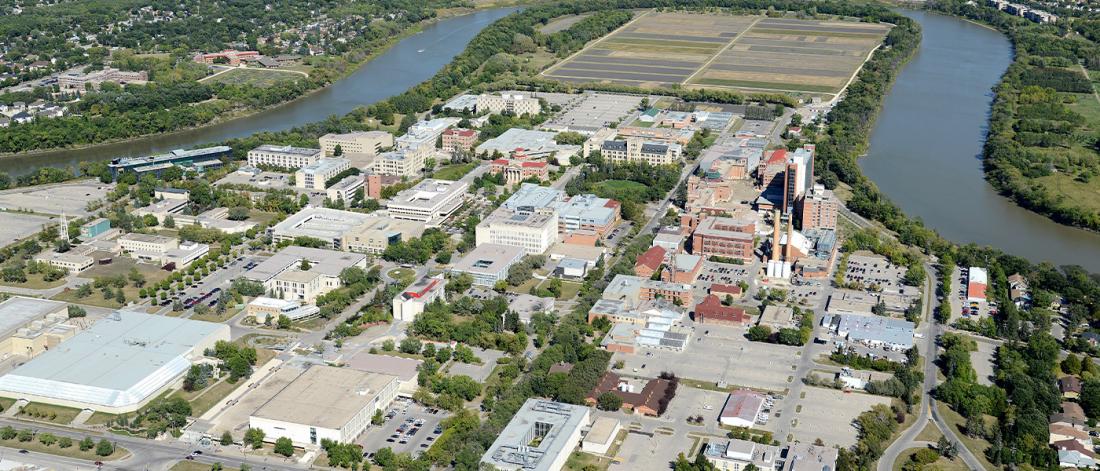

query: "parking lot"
left=0, top=212, right=51, bottom=247
left=950, top=266, right=994, bottom=321
left=842, top=252, right=908, bottom=294
left=445, top=348, right=505, bottom=383
left=544, top=92, right=647, bottom=132
left=970, top=335, right=996, bottom=386
left=610, top=430, right=688, bottom=471
left=697, top=261, right=751, bottom=286
left=737, top=119, right=777, bottom=136
left=788, top=386, right=891, bottom=447
left=613, top=324, right=800, bottom=392
left=0, top=180, right=109, bottom=216
left=359, top=399, right=448, bottom=459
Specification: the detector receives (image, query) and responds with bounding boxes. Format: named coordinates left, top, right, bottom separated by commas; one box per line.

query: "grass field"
left=51, top=258, right=171, bottom=308
left=591, top=179, right=649, bottom=203
left=0, top=433, right=129, bottom=461
left=17, top=402, right=82, bottom=424
left=936, top=402, right=998, bottom=471
left=203, top=67, right=305, bottom=87
left=891, top=448, right=969, bottom=471
left=85, top=411, right=118, bottom=426
left=0, top=272, right=66, bottom=290
left=1032, top=91, right=1100, bottom=212
left=432, top=163, right=477, bottom=181
left=543, top=10, right=889, bottom=96
left=171, top=379, right=241, bottom=417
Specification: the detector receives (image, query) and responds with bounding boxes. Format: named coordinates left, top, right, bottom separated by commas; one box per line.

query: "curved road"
left=876, top=263, right=985, bottom=471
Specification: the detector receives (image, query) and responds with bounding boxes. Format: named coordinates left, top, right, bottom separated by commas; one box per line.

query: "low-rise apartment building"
left=247, top=145, right=322, bottom=169
left=476, top=93, right=542, bottom=116
left=600, top=139, right=683, bottom=166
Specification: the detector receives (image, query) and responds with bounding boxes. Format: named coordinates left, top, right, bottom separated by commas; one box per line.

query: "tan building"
left=600, top=139, right=682, bottom=166
left=342, top=216, right=424, bottom=255
left=476, top=93, right=541, bottom=116
left=319, top=131, right=394, bottom=157
left=34, top=250, right=93, bottom=273
left=296, top=158, right=351, bottom=190
left=372, top=150, right=424, bottom=177
left=475, top=208, right=559, bottom=255
left=0, top=297, right=77, bottom=360
left=242, top=246, right=368, bottom=303
left=118, top=233, right=178, bottom=259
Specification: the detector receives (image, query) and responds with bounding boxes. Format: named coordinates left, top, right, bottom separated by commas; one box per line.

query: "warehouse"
left=249, top=365, right=398, bottom=447
left=0, top=311, right=229, bottom=413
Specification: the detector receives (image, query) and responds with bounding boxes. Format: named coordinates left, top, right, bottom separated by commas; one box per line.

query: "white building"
left=719, top=389, right=766, bottom=428
left=319, top=131, right=394, bottom=158
left=34, top=250, right=93, bottom=273
left=451, top=243, right=526, bottom=286
left=326, top=175, right=365, bottom=203
left=296, top=158, right=351, bottom=190
left=581, top=417, right=621, bottom=454
left=395, top=117, right=459, bottom=157
left=246, top=297, right=321, bottom=323
left=118, top=233, right=177, bottom=259
left=600, top=139, right=683, bottom=166
left=385, top=179, right=468, bottom=224
left=247, top=145, right=323, bottom=169
left=703, top=438, right=782, bottom=471
left=0, top=311, right=229, bottom=413
left=475, top=208, right=559, bottom=255
left=480, top=399, right=590, bottom=471
left=242, top=246, right=368, bottom=303
left=391, top=275, right=446, bottom=322
left=476, top=93, right=542, bottom=116
left=249, top=365, right=398, bottom=447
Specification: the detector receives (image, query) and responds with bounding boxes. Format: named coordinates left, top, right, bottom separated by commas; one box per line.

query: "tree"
left=220, top=431, right=234, bottom=446
left=79, top=437, right=94, bottom=451
left=597, top=392, right=623, bottom=411
left=95, top=439, right=114, bottom=456
left=244, top=428, right=265, bottom=449
left=58, top=436, right=72, bottom=448
left=277, top=314, right=291, bottom=330
left=274, top=437, right=294, bottom=457
left=1062, top=353, right=1082, bottom=375
left=747, top=325, right=772, bottom=342
left=399, top=337, right=422, bottom=355
left=382, top=339, right=395, bottom=351
left=67, top=305, right=87, bottom=318
left=37, top=433, right=56, bottom=446
left=937, top=436, right=958, bottom=459
left=17, top=429, right=32, bottom=442
left=163, top=215, right=175, bottom=228
left=333, top=144, right=343, bottom=156
left=372, top=409, right=384, bottom=426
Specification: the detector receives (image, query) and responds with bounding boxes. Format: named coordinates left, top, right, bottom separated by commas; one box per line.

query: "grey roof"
left=452, top=244, right=526, bottom=276
left=601, top=140, right=627, bottom=152
left=835, top=314, right=914, bottom=348
left=0, top=297, right=67, bottom=338
left=251, top=144, right=321, bottom=156
left=0, top=311, right=227, bottom=408
left=481, top=399, right=589, bottom=471
left=252, top=365, right=397, bottom=429
left=346, top=352, right=422, bottom=382
left=244, top=245, right=366, bottom=282
left=502, top=183, right=565, bottom=211
left=270, top=207, right=373, bottom=241
left=640, top=143, right=669, bottom=154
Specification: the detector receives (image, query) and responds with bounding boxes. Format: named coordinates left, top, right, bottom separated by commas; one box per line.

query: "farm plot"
left=689, top=18, right=890, bottom=94
left=202, top=67, right=306, bottom=87
left=543, top=11, right=758, bottom=88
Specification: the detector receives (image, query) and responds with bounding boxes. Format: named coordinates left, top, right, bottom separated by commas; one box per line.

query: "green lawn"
left=892, top=448, right=969, bottom=471
left=85, top=411, right=118, bottom=426
left=51, top=258, right=171, bottom=308
left=513, top=278, right=542, bottom=295
left=0, top=397, right=14, bottom=412
left=0, top=434, right=129, bottom=461
left=172, top=380, right=242, bottom=417
left=432, top=163, right=478, bottom=181
left=0, top=272, right=66, bottom=290
left=557, top=280, right=583, bottom=300
left=17, top=402, right=82, bottom=424
left=591, top=180, right=650, bottom=203
left=204, top=67, right=304, bottom=87
left=387, top=268, right=416, bottom=284
left=936, top=402, right=997, bottom=471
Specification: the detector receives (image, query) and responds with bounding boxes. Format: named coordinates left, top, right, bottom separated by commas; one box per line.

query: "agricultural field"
left=202, top=67, right=306, bottom=88
left=543, top=11, right=890, bottom=96
left=690, top=18, right=891, bottom=94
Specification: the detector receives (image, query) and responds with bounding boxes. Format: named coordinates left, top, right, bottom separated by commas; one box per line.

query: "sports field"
left=543, top=11, right=890, bottom=96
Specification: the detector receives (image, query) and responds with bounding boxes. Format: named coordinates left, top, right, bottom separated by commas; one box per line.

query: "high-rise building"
left=801, top=184, right=838, bottom=231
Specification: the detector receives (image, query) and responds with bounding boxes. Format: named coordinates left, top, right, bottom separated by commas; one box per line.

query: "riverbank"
left=0, top=5, right=519, bottom=162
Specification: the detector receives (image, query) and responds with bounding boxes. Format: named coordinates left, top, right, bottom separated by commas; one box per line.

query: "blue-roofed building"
left=108, top=146, right=231, bottom=181
left=79, top=218, right=111, bottom=240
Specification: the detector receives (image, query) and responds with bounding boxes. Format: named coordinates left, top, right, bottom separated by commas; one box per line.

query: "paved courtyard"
left=0, top=181, right=109, bottom=216
left=0, top=212, right=52, bottom=247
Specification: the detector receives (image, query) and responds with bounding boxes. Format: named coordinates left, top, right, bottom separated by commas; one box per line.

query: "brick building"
left=691, top=216, right=757, bottom=262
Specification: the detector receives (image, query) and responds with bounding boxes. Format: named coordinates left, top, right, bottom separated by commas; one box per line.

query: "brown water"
left=0, top=7, right=519, bottom=177
left=860, top=10, right=1100, bottom=271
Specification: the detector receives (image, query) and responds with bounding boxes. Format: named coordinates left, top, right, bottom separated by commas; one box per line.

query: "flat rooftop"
left=0, top=297, right=67, bottom=338
left=345, top=352, right=422, bottom=383
left=502, top=183, right=565, bottom=210
left=251, top=144, right=321, bottom=156
left=270, top=207, right=373, bottom=241
left=482, top=399, right=589, bottom=471
left=452, top=243, right=526, bottom=275
left=0, top=311, right=227, bottom=408
left=244, top=245, right=367, bottom=282
left=252, top=365, right=397, bottom=429
left=388, top=179, right=468, bottom=210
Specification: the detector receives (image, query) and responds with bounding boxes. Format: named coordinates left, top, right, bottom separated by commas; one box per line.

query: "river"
left=859, top=10, right=1100, bottom=271
left=0, top=7, right=520, bottom=177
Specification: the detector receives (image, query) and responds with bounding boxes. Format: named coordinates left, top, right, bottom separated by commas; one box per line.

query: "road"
left=0, top=417, right=305, bottom=471
left=877, top=263, right=986, bottom=471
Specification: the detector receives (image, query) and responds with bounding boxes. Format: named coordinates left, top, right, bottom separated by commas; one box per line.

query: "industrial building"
left=385, top=179, right=468, bottom=224
left=475, top=128, right=578, bottom=163
left=0, top=311, right=229, bottom=413
left=824, top=314, right=915, bottom=351
left=392, top=275, right=447, bottom=322
left=480, top=399, right=590, bottom=471
left=249, top=365, right=398, bottom=447
left=475, top=208, right=559, bottom=255
left=319, top=131, right=394, bottom=158
left=296, top=158, right=350, bottom=190
left=270, top=207, right=422, bottom=253
left=691, top=216, right=757, bottom=262
left=600, top=304, right=689, bottom=353
left=242, top=246, right=367, bottom=303
left=451, top=243, right=527, bottom=286
left=0, top=297, right=77, bottom=360
left=345, top=352, right=422, bottom=397
left=246, top=145, right=322, bottom=169
left=107, top=146, right=230, bottom=180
